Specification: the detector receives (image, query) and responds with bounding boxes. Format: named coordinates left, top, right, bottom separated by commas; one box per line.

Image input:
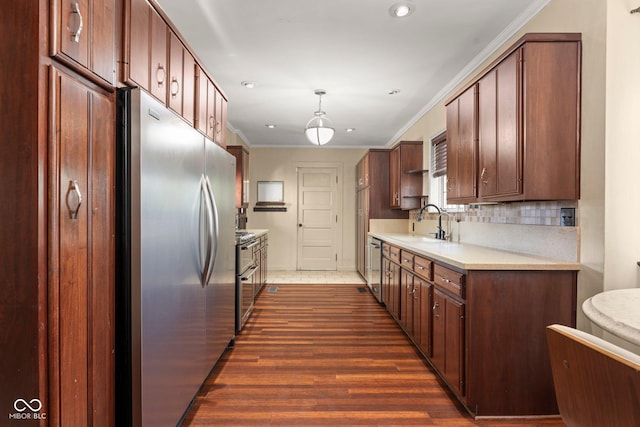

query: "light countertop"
left=369, top=232, right=580, bottom=271
left=583, top=289, right=640, bottom=347
left=244, top=229, right=268, bottom=238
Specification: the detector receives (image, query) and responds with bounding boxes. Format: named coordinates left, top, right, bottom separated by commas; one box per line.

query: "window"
left=429, top=130, right=462, bottom=212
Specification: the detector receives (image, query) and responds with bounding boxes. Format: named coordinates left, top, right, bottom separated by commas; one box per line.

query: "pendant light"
left=304, top=89, right=335, bottom=146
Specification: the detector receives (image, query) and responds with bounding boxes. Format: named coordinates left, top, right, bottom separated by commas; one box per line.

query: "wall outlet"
left=560, top=208, right=575, bottom=226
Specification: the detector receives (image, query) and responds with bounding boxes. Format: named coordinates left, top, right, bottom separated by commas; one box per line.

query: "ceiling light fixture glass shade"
left=305, top=89, right=335, bottom=146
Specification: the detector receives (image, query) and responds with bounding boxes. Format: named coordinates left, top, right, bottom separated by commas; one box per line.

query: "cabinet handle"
left=481, top=167, right=488, bottom=185
left=69, top=2, right=84, bottom=43
left=432, top=302, right=439, bottom=311
left=170, top=78, right=180, bottom=97
left=66, top=179, right=82, bottom=220
left=156, top=65, right=166, bottom=87
left=441, top=277, right=451, bottom=284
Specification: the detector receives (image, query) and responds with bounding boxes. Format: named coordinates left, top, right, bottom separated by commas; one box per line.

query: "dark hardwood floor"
left=182, top=284, right=565, bottom=426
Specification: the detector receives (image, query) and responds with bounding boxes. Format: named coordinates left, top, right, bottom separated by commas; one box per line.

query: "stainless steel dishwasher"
left=367, top=236, right=382, bottom=303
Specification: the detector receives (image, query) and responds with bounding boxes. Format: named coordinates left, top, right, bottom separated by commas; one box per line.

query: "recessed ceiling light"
left=388, top=89, right=401, bottom=95
left=241, top=81, right=255, bottom=89
left=345, top=128, right=356, bottom=132
left=265, top=124, right=276, bottom=129
left=389, top=2, right=414, bottom=18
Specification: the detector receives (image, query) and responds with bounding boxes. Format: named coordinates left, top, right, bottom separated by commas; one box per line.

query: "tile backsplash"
left=410, top=200, right=579, bottom=227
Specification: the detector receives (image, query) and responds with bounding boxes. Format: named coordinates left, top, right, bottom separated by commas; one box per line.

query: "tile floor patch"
left=267, top=286, right=278, bottom=293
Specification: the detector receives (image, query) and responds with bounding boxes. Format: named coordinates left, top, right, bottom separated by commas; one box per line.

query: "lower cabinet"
left=378, top=240, right=577, bottom=418
left=382, top=244, right=401, bottom=320
left=50, top=66, right=115, bottom=426
left=432, top=287, right=465, bottom=398
left=252, top=234, right=269, bottom=299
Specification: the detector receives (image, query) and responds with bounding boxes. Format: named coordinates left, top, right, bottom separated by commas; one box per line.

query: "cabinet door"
left=389, top=146, right=400, bottom=208
left=54, top=0, right=90, bottom=71
left=446, top=86, right=477, bottom=203
left=417, top=279, right=432, bottom=356
left=196, top=66, right=209, bottom=135
left=432, top=287, right=465, bottom=397
left=124, top=0, right=150, bottom=88
left=168, top=32, right=184, bottom=115
left=182, top=50, right=196, bottom=125
left=382, top=257, right=390, bottom=306
left=400, top=269, right=413, bottom=333
left=214, top=90, right=228, bottom=147
left=168, top=32, right=195, bottom=124
left=149, top=8, right=167, bottom=103
left=206, top=79, right=216, bottom=140
left=390, top=261, right=401, bottom=320
left=432, top=289, right=446, bottom=373
left=91, top=0, right=117, bottom=84
left=51, top=67, right=115, bottom=427
left=444, top=294, right=465, bottom=397
left=478, top=51, right=521, bottom=200
left=53, top=0, right=116, bottom=85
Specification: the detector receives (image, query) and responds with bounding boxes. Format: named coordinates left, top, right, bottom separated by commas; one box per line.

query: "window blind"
left=431, top=131, right=447, bottom=178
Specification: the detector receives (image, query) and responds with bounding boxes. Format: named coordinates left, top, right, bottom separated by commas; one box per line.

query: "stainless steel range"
left=235, top=231, right=258, bottom=332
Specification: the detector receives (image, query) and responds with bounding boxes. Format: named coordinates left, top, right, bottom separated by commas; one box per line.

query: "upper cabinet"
left=445, top=33, right=581, bottom=204
left=51, top=0, right=117, bottom=86
left=478, top=52, right=520, bottom=199
left=446, top=86, right=477, bottom=203
left=196, top=66, right=228, bottom=147
left=123, top=0, right=227, bottom=145
left=389, top=141, right=423, bottom=210
left=168, top=32, right=195, bottom=125
left=123, top=0, right=167, bottom=102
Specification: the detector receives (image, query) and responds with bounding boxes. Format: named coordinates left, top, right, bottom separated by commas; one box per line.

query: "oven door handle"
left=241, top=240, right=259, bottom=250
left=240, top=265, right=259, bottom=281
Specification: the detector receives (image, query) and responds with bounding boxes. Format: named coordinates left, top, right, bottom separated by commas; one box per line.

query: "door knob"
left=298, top=223, right=302, bottom=227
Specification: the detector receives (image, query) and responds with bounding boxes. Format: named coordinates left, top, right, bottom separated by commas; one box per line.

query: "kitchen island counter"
left=369, top=232, right=580, bottom=271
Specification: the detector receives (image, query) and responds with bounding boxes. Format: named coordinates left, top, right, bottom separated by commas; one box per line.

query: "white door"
left=297, top=167, right=338, bottom=270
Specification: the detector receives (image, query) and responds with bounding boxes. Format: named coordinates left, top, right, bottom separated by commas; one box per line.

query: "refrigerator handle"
left=200, top=175, right=214, bottom=286
left=204, top=176, right=219, bottom=285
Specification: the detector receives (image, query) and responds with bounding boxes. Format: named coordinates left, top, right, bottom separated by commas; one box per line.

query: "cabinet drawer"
left=389, top=245, right=401, bottom=265
left=414, top=255, right=433, bottom=281
left=400, top=250, right=414, bottom=269
left=434, top=264, right=465, bottom=299
left=382, top=242, right=391, bottom=258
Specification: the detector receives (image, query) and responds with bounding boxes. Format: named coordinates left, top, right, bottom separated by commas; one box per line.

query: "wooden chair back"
left=546, top=324, right=640, bottom=427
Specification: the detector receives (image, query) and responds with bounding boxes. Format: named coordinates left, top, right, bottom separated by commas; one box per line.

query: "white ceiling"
left=155, top=0, right=550, bottom=148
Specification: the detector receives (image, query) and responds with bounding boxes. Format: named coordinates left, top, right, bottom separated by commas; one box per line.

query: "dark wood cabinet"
left=123, top=0, right=168, bottom=103
left=478, top=51, right=521, bottom=199
left=447, top=33, right=581, bottom=203
left=49, top=66, right=115, bottom=427
left=196, top=67, right=227, bottom=147
left=356, top=153, right=370, bottom=190
left=432, top=287, right=465, bottom=398
left=400, top=255, right=414, bottom=334
left=416, top=277, right=432, bottom=357
left=446, top=86, right=477, bottom=203
left=382, top=243, right=402, bottom=320
left=52, top=0, right=117, bottom=85
left=149, top=7, right=168, bottom=102
left=168, top=33, right=195, bottom=124
left=215, top=88, right=228, bottom=147
left=376, top=237, right=577, bottom=417
left=389, top=141, right=423, bottom=210
left=226, top=145, right=250, bottom=208
left=355, top=150, right=408, bottom=278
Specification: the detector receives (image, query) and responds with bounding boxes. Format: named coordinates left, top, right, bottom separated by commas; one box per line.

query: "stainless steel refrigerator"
left=116, top=88, right=236, bottom=427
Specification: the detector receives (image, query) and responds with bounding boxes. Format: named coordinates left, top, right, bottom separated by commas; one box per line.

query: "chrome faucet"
left=416, top=203, right=446, bottom=240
